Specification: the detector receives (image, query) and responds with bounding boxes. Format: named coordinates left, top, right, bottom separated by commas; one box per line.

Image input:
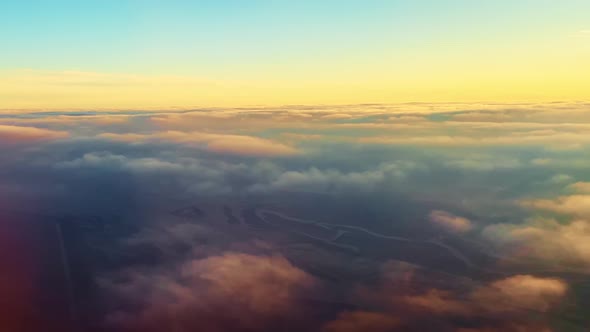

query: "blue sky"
left=2, top=0, right=587, bottom=73
left=1, top=0, right=589, bottom=107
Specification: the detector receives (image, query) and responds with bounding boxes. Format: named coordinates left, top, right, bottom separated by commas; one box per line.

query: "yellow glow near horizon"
left=2, top=33, right=589, bottom=109
left=3, top=1, right=590, bottom=109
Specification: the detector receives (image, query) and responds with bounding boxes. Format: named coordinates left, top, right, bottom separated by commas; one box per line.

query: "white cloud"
left=250, top=162, right=421, bottom=193
left=429, top=210, right=472, bottom=233
left=569, top=182, right=590, bottom=193
left=523, top=195, right=590, bottom=218
left=483, top=218, right=590, bottom=268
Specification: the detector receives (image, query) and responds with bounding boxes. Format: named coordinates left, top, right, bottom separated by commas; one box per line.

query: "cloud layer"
left=1, top=102, right=589, bottom=331
left=105, top=252, right=315, bottom=332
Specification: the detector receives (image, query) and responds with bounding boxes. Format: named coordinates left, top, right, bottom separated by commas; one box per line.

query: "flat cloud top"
left=0, top=125, right=68, bottom=143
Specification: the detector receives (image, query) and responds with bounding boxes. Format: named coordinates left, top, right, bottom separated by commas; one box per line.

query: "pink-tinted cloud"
left=402, top=289, right=471, bottom=315
left=483, top=218, right=590, bottom=267
left=105, top=252, right=316, bottom=332
left=0, top=114, right=130, bottom=126
left=99, top=131, right=300, bottom=157
left=404, top=275, right=567, bottom=315
left=522, top=195, right=590, bottom=218
left=185, top=253, right=314, bottom=315
left=0, top=125, right=68, bottom=143
left=204, top=135, right=299, bottom=157
left=471, top=275, right=567, bottom=313
left=429, top=210, right=473, bottom=233
left=328, top=259, right=567, bottom=332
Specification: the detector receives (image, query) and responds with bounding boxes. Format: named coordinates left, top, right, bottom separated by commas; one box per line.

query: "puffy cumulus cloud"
left=260, top=168, right=384, bottom=193
left=444, top=155, right=523, bottom=171
left=100, top=131, right=300, bottom=157
left=399, top=275, right=566, bottom=331
left=0, top=125, right=68, bottom=143
left=185, top=253, right=315, bottom=314
left=568, top=182, right=590, bottom=193
left=104, top=252, right=316, bottom=332
left=429, top=210, right=473, bottom=233
left=322, top=311, right=400, bottom=332
left=97, top=217, right=321, bottom=331
left=56, top=152, right=184, bottom=172
left=250, top=161, right=421, bottom=193
left=51, top=149, right=424, bottom=199
left=522, top=195, right=590, bottom=218
left=483, top=218, right=590, bottom=267
left=402, top=289, right=471, bottom=316
left=53, top=151, right=270, bottom=196
left=324, top=261, right=566, bottom=332
left=470, top=275, right=567, bottom=313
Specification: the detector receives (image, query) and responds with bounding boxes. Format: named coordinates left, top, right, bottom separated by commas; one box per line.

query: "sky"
left=1, top=0, right=590, bottom=108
